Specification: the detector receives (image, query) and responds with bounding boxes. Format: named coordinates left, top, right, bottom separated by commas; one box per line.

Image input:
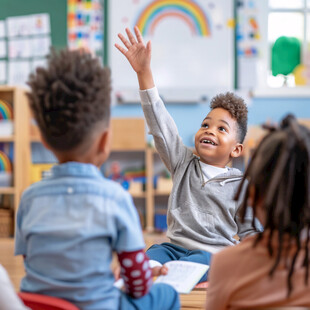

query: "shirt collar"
left=51, top=162, right=103, bottom=179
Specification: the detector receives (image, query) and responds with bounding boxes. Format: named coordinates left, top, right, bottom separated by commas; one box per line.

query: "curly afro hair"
left=27, top=49, right=111, bottom=152
left=210, top=92, right=248, bottom=143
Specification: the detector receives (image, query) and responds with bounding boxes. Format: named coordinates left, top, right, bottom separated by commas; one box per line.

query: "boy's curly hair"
left=210, top=92, right=248, bottom=143
left=27, top=49, right=111, bottom=151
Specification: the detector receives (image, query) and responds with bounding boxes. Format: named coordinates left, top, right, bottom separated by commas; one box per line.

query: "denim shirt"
left=15, top=162, right=145, bottom=310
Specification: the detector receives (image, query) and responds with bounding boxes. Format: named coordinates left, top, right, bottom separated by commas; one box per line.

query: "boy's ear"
left=98, top=126, right=112, bottom=162
left=230, top=143, right=243, bottom=158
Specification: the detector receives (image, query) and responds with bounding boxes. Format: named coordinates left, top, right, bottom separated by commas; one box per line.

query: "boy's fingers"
left=117, top=33, right=131, bottom=49
left=161, top=265, right=168, bottom=275
left=114, top=43, right=127, bottom=55
left=134, top=26, right=144, bottom=44
left=126, top=28, right=137, bottom=45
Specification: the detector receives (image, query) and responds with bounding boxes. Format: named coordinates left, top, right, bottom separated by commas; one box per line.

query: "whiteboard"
left=109, top=0, right=234, bottom=103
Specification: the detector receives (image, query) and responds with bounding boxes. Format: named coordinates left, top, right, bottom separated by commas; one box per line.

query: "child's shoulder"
left=226, top=167, right=243, bottom=176
left=21, top=173, right=131, bottom=204
left=218, top=167, right=243, bottom=187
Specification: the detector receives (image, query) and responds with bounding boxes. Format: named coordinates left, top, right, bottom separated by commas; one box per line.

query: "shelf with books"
left=0, top=86, right=31, bottom=237
left=106, top=118, right=154, bottom=231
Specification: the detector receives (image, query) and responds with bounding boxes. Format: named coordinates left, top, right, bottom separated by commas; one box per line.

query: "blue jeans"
left=120, top=283, right=180, bottom=310
left=146, top=242, right=212, bottom=282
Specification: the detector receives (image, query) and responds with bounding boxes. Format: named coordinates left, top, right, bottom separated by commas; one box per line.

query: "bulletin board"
left=0, top=0, right=67, bottom=85
left=0, top=0, right=67, bottom=49
left=109, top=0, right=234, bottom=104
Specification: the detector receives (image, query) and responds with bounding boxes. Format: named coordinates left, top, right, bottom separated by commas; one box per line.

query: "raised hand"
left=115, top=26, right=155, bottom=90
left=115, top=26, right=151, bottom=74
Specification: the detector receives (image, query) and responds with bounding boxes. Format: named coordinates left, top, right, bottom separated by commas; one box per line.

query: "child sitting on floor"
left=15, top=49, right=179, bottom=310
left=206, top=114, right=310, bottom=309
left=115, top=27, right=260, bottom=282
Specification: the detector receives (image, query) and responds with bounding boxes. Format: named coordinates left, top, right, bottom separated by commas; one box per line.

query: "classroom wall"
left=112, top=96, right=310, bottom=147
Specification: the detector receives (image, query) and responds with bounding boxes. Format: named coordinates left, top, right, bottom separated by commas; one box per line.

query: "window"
left=268, top=0, right=309, bottom=87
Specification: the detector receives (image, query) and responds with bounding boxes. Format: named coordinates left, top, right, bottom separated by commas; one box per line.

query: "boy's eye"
left=201, top=123, right=208, bottom=128
left=219, top=127, right=227, bottom=132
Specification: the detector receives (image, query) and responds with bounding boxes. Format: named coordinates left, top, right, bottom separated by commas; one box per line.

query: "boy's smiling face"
left=194, top=108, right=243, bottom=168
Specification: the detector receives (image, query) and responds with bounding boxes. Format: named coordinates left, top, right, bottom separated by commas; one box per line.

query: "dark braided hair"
left=27, top=49, right=111, bottom=151
left=235, top=114, right=310, bottom=296
left=210, top=92, right=248, bottom=143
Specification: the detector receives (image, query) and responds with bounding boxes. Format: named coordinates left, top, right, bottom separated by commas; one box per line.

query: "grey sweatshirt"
left=140, top=87, right=257, bottom=253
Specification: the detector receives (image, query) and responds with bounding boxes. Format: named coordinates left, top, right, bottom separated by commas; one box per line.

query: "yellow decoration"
left=227, top=19, right=235, bottom=28
left=30, top=164, right=55, bottom=184
left=293, top=64, right=307, bottom=86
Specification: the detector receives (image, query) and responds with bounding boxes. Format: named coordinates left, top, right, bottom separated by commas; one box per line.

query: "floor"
left=0, top=234, right=206, bottom=310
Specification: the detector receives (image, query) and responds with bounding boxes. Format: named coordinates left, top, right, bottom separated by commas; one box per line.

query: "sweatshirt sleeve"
left=235, top=204, right=262, bottom=240
left=139, top=87, right=192, bottom=177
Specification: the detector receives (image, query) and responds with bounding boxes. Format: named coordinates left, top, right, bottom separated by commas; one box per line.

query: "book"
left=154, top=261, right=209, bottom=294
left=113, top=260, right=209, bottom=294
left=194, top=281, right=209, bottom=290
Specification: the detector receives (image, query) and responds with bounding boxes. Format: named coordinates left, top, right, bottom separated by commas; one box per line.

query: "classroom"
left=0, top=0, right=310, bottom=309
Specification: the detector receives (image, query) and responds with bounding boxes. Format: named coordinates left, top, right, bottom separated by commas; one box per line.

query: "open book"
left=114, top=260, right=209, bottom=294
left=154, top=261, right=209, bottom=294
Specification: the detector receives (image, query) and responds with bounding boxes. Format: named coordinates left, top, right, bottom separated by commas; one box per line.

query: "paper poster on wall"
left=9, top=36, right=50, bottom=59
left=8, top=38, right=32, bottom=58
left=0, top=21, right=5, bottom=38
left=67, top=0, right=104, bottom=53
left=110, top=0, right=234, bottom=103
left=8, top=60, right=31, bottom=86
left=236, top=0, right=267, bottom=89
left=4, top=14, right=51, bottom=87
left=0, top=61, right=6, bottom=83
left=6, top=14, right=50, bottom=37
left=31, top=37, right=51, bottom=57
left=0, top=40, right=6, bottom=58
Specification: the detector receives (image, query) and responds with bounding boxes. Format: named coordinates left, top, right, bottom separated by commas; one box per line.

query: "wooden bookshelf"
left=0, top=86, right=31, bottom=235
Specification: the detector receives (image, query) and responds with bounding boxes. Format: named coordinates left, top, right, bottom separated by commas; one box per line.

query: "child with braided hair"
left=205, top=114, right=310, bottom=309
left=14, top=49, right=179, bottom=310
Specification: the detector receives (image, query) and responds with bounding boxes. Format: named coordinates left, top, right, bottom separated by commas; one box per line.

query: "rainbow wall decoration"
left=0, top=151, right=12, bottom=172
left=135, top=0, right=211, bottom=37
left=0, top=100, right=13, bottom=120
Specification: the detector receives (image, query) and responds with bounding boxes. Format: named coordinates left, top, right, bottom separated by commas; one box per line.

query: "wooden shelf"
left=129, top=191, right=146, bottom=198
left=0, top=136, right=14, bottom=142
left=0, top=187, right=15, bottom=194
left=0, top=87, right=30, bottom=220
left=154, top=190, right=171, bottom=196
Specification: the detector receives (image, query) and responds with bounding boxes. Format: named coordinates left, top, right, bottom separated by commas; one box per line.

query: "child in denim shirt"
left=15, top=49, right=179, bottom=310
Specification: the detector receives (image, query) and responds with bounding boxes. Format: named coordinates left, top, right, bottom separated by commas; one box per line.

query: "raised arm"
left=115, top=27, right=154, bottom=91
left=115, top=27, right=191, bottom=176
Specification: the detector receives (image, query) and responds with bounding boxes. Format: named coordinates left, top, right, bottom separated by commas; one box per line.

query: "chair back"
left=251, top=308, right=310, bottom=310
left=18, top=292, right=79, bottom=310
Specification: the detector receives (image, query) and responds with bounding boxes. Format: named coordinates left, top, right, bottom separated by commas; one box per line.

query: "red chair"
left=18, top=292, right=79, bottom=310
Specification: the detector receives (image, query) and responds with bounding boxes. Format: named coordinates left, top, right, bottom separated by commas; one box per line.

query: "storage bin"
left=0, top=208, right=13, bottom=237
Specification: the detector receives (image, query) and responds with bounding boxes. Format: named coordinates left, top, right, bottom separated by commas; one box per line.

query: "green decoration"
left=271, top=36, right=301, bottom=76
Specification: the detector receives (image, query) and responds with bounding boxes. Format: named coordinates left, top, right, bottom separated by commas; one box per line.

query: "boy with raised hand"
left=15, top=49, right=179, bottom=310
left=115, top=27, right=258, bottom=282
